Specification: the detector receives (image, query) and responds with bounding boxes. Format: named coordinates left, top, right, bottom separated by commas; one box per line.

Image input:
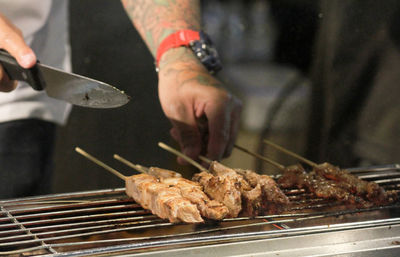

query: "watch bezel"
left=189, top=31, right=222, bottom=74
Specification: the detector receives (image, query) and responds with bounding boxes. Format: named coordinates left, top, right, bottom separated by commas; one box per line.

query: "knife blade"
left=0, top=50, right=131, bottom=108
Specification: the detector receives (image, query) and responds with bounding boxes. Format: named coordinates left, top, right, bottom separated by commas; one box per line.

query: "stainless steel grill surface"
left=1, top=165, right=400, bottom=256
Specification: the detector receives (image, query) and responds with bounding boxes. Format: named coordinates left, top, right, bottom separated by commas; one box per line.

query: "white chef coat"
left=0, top=0, right=72, bottom=125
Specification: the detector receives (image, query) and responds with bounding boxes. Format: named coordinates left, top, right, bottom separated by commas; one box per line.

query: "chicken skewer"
left=158, top=142, right=243, bottom=217
left=75, top=147, right=203, bottom=223
left=262, top=139, right=395, bottom=205
left=200, top=153, right=290, bottom=214
left=159, top=142, right=289, bottom=216
left=114, top=152, right=229, bottom=220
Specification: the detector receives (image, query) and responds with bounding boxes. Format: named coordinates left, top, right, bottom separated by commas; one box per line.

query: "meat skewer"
left=235, top=168, right=290, bottom=214
left=313, top=163, right=395, bottom=205
left=159, top=142, right=289, bottom=217
left=192, top=170, right=242, bottom=217
left=114, top=153, right=229, bottom=220
left=278, top=164, right=373, bottom=208
left=159, top=142, right=242, bottom=217
left=161, top=177, right=229, bottom=220
left=233, top=143, right=378, bottom=208
left=75, top=147, right=203, bottom=223
left=200, top=156, right=290, bottom=215
left=196, top=156, right=260, bottom=216
left=262, top=139, right=395, bottom=205
left=126, top=173, right=203, bottom=223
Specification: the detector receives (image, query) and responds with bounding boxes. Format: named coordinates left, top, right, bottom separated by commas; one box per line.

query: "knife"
left=0, top=50, right=130, bottom=108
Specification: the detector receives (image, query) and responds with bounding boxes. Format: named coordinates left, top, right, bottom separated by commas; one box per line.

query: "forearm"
left=121, top=0, right=201, bottom=57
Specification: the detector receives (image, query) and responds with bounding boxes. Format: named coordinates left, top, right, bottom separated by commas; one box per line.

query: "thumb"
left=0, top=14, right=36, bottom=68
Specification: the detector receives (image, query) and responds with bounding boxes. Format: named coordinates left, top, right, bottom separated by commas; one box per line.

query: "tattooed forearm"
left=159, top=48, right=223, bottom=90
left=121, top=0, right=201, bottom=57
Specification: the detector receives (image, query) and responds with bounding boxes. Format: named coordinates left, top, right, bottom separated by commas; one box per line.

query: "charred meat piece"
left=192, top=171, right=242, bottom=217
left=125, top=174, right=203, bottom=223
left=208, top=161, right=252, bottom=191
left=240, top=184, right=263, bottom=216
left=278, top=165, right=372, bottom=208
left=314, top=163, right=394, bottom=205
left=161, top=177, right=229, bottom=220
left=208, top=161, right=264, bottom=216
left=147, top=167, right=182, bottom=179
left=236, top=169, right=290, bottom=214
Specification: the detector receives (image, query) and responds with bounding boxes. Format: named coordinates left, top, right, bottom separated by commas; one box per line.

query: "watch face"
left=190, top=31, right=222, bottom=74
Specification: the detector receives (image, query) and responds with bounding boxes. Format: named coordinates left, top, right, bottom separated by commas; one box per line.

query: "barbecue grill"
left=1, top=164, right=400, bottom=256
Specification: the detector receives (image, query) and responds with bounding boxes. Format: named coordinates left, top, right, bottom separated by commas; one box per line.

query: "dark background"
left=52, top=0, right=177, bottom=193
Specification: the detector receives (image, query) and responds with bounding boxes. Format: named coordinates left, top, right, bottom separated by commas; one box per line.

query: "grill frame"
left=1, top=164, right=400, bottom=256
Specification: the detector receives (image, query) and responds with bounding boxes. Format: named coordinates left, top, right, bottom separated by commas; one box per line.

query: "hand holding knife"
left=0, top=50, right=130, bottom=108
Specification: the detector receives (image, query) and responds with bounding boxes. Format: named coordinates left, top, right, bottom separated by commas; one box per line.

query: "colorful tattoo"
left=121, top=0, right=201, bottom=57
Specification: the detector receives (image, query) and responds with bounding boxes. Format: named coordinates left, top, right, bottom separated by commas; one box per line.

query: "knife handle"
left=0, top=50, right=45, bottom=90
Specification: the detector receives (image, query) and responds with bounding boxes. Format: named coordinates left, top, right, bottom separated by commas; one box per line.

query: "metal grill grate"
left=1, top=165, right=400, bottom=256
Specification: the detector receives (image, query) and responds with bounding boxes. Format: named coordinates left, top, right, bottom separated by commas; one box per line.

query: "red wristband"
left=155, top=30, right=200, bottom=68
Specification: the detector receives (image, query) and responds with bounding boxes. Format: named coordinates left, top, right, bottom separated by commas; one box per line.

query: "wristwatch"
left=156, top=30, right=222, bottom=74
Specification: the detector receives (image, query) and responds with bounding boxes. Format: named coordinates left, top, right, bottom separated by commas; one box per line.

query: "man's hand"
left=158, top=47, right=242, bottom=163
left=121, top=0, right=242, bottom=161
left=0, top=13, right=36, bottom=92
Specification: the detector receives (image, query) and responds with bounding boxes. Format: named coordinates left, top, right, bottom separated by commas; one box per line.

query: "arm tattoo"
left=121, top=0, right=201, bottom=57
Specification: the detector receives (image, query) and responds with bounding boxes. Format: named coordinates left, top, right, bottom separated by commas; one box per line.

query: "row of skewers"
left=75, top=140, right=397, bottom=224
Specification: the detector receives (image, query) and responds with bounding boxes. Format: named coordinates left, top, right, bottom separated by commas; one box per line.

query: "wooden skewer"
left=233, top=144, right=285, bottom=171
left=198, top=155, right=212, bottom=164
left=135, top=164, right=149, bottom=173
left=158, top=142, right=207, bottom=172
left=262, top=139, right=317, bottom=167
left=113, top=154, right=148, bottom=174
left=75, top=147, right=126, bottom=181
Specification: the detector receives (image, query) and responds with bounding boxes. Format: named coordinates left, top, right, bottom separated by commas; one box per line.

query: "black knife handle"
left=0, top=50, right=45, bottom=90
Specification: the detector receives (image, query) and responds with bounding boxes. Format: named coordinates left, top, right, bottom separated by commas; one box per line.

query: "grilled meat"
left=278, top=165, right=372, bottom=208
left=208, top=161, right=265, bottom=217
left=240, top=184, right=263, bottom=216
left=161, top=177, right=229, bottom=220
left=313, top=163, right=395, bottom=205
left=148, top=167, right=182, bottom=179
left=125, top=174, right=203, bottom=223
left=236, top=169, right=290, bottom=214
left=208, top=161, right=252, bottom=191
left=192, top=171, right=242, bottom=217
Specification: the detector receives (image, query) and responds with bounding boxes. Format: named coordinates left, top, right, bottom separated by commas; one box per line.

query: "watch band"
left=156, top=30, right=200, bottom=68
left=155, top=29, right=222, bottom=74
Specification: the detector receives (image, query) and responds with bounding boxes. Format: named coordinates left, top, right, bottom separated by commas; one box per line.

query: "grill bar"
left=1, top=206, right=56, bottom=255
left=41, top=219, right=400, bottom=257
left=1, top=165, right=399, bottom=256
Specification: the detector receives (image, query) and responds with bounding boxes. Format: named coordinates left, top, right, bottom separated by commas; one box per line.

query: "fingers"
left=203, top=92, right=234, bottom=161
left=0, top=14, right=36, bottom=68
left=0, top=65, right=17, bottom=92
left=223, top=97, right=242, bottom=158
left=169, top=116, right=203, bottom=165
